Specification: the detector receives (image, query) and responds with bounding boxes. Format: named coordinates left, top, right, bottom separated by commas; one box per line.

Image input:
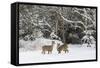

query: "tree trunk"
left=55, top=20, right=58, bottom=35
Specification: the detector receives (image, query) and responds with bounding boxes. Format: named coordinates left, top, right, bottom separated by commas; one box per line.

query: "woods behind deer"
left=57, top=43, right=69, bottom=54
left=42, top=41, right=55, bottom=54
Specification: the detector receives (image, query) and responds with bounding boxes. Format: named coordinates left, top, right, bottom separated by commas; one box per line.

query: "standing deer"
left=42, top=41, right=55, bottom=54
left=57, top=43, right=69, bottom=54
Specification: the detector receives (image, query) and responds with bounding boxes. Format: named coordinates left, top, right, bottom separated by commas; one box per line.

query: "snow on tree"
left=19, top=4, right=96, bottom=49
left=50, top=30, right=61, bottom=40
left=81, top=34, right=95, bottom=47
left=58, top=7, right=96, bottom=44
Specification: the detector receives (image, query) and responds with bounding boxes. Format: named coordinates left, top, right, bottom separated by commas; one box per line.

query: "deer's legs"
left=44, top=51, right=45, bottom=54
left=42, top=51, right=45, bottom=54
left=67, top=49, right=69, bottom=53
left=48, top=51, right=49, bottom=54
left=50, top=51, right=52, bottom=54
left=65, top=50, right=67, bottom=53
left=42, top=51, right=43, bottom=54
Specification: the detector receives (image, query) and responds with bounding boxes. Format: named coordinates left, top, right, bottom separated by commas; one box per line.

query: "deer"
left=57, top=43, right=69, bottom=54
left=42, top=41, right=55, bottom=54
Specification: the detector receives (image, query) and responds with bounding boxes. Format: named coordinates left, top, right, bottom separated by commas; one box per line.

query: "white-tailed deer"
left=57, top=43, right=69, bottom=54
left=42, top=41, right=55, bottom=54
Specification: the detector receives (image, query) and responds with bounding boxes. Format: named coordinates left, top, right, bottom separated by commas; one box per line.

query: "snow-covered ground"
left=19, top=44, right=96, bottom=64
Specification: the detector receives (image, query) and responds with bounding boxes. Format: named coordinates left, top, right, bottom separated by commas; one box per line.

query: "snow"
left=59, top=12, right=86, bottom=30
left=19, top=44, right=96, bottom=64
left=83, top=30, right=96, bottom=35
left=73, top=9, right=95, bottom=26
left=50, top=31, right=61, bottom=40
left=81, top=35, right=96, bottom=44
left=45, top=21, right=51, bottom=28
left=33, top=37, right=63, bottom=46
left=82, top=35, right=88, bottom=40
left=19, top=38, right=63, bottom=51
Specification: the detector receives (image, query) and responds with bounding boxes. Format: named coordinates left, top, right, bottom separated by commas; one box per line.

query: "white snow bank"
left=19, top=38, right=63, bottom=46
left=19, top=38, right=63, bottom=51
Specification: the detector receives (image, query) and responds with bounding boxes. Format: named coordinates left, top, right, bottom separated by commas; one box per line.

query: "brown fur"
left=57, top=43, right=69, bottom=54
left=42, top=41, right=55, bottom=54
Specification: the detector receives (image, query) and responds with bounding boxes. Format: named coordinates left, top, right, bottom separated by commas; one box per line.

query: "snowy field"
left=19, top=43, right=96, bottom=64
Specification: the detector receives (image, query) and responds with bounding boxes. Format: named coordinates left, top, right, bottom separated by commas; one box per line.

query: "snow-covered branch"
left=74, top=9, right=95, bottom=26
left=58, top=11, right=86, bottom=30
